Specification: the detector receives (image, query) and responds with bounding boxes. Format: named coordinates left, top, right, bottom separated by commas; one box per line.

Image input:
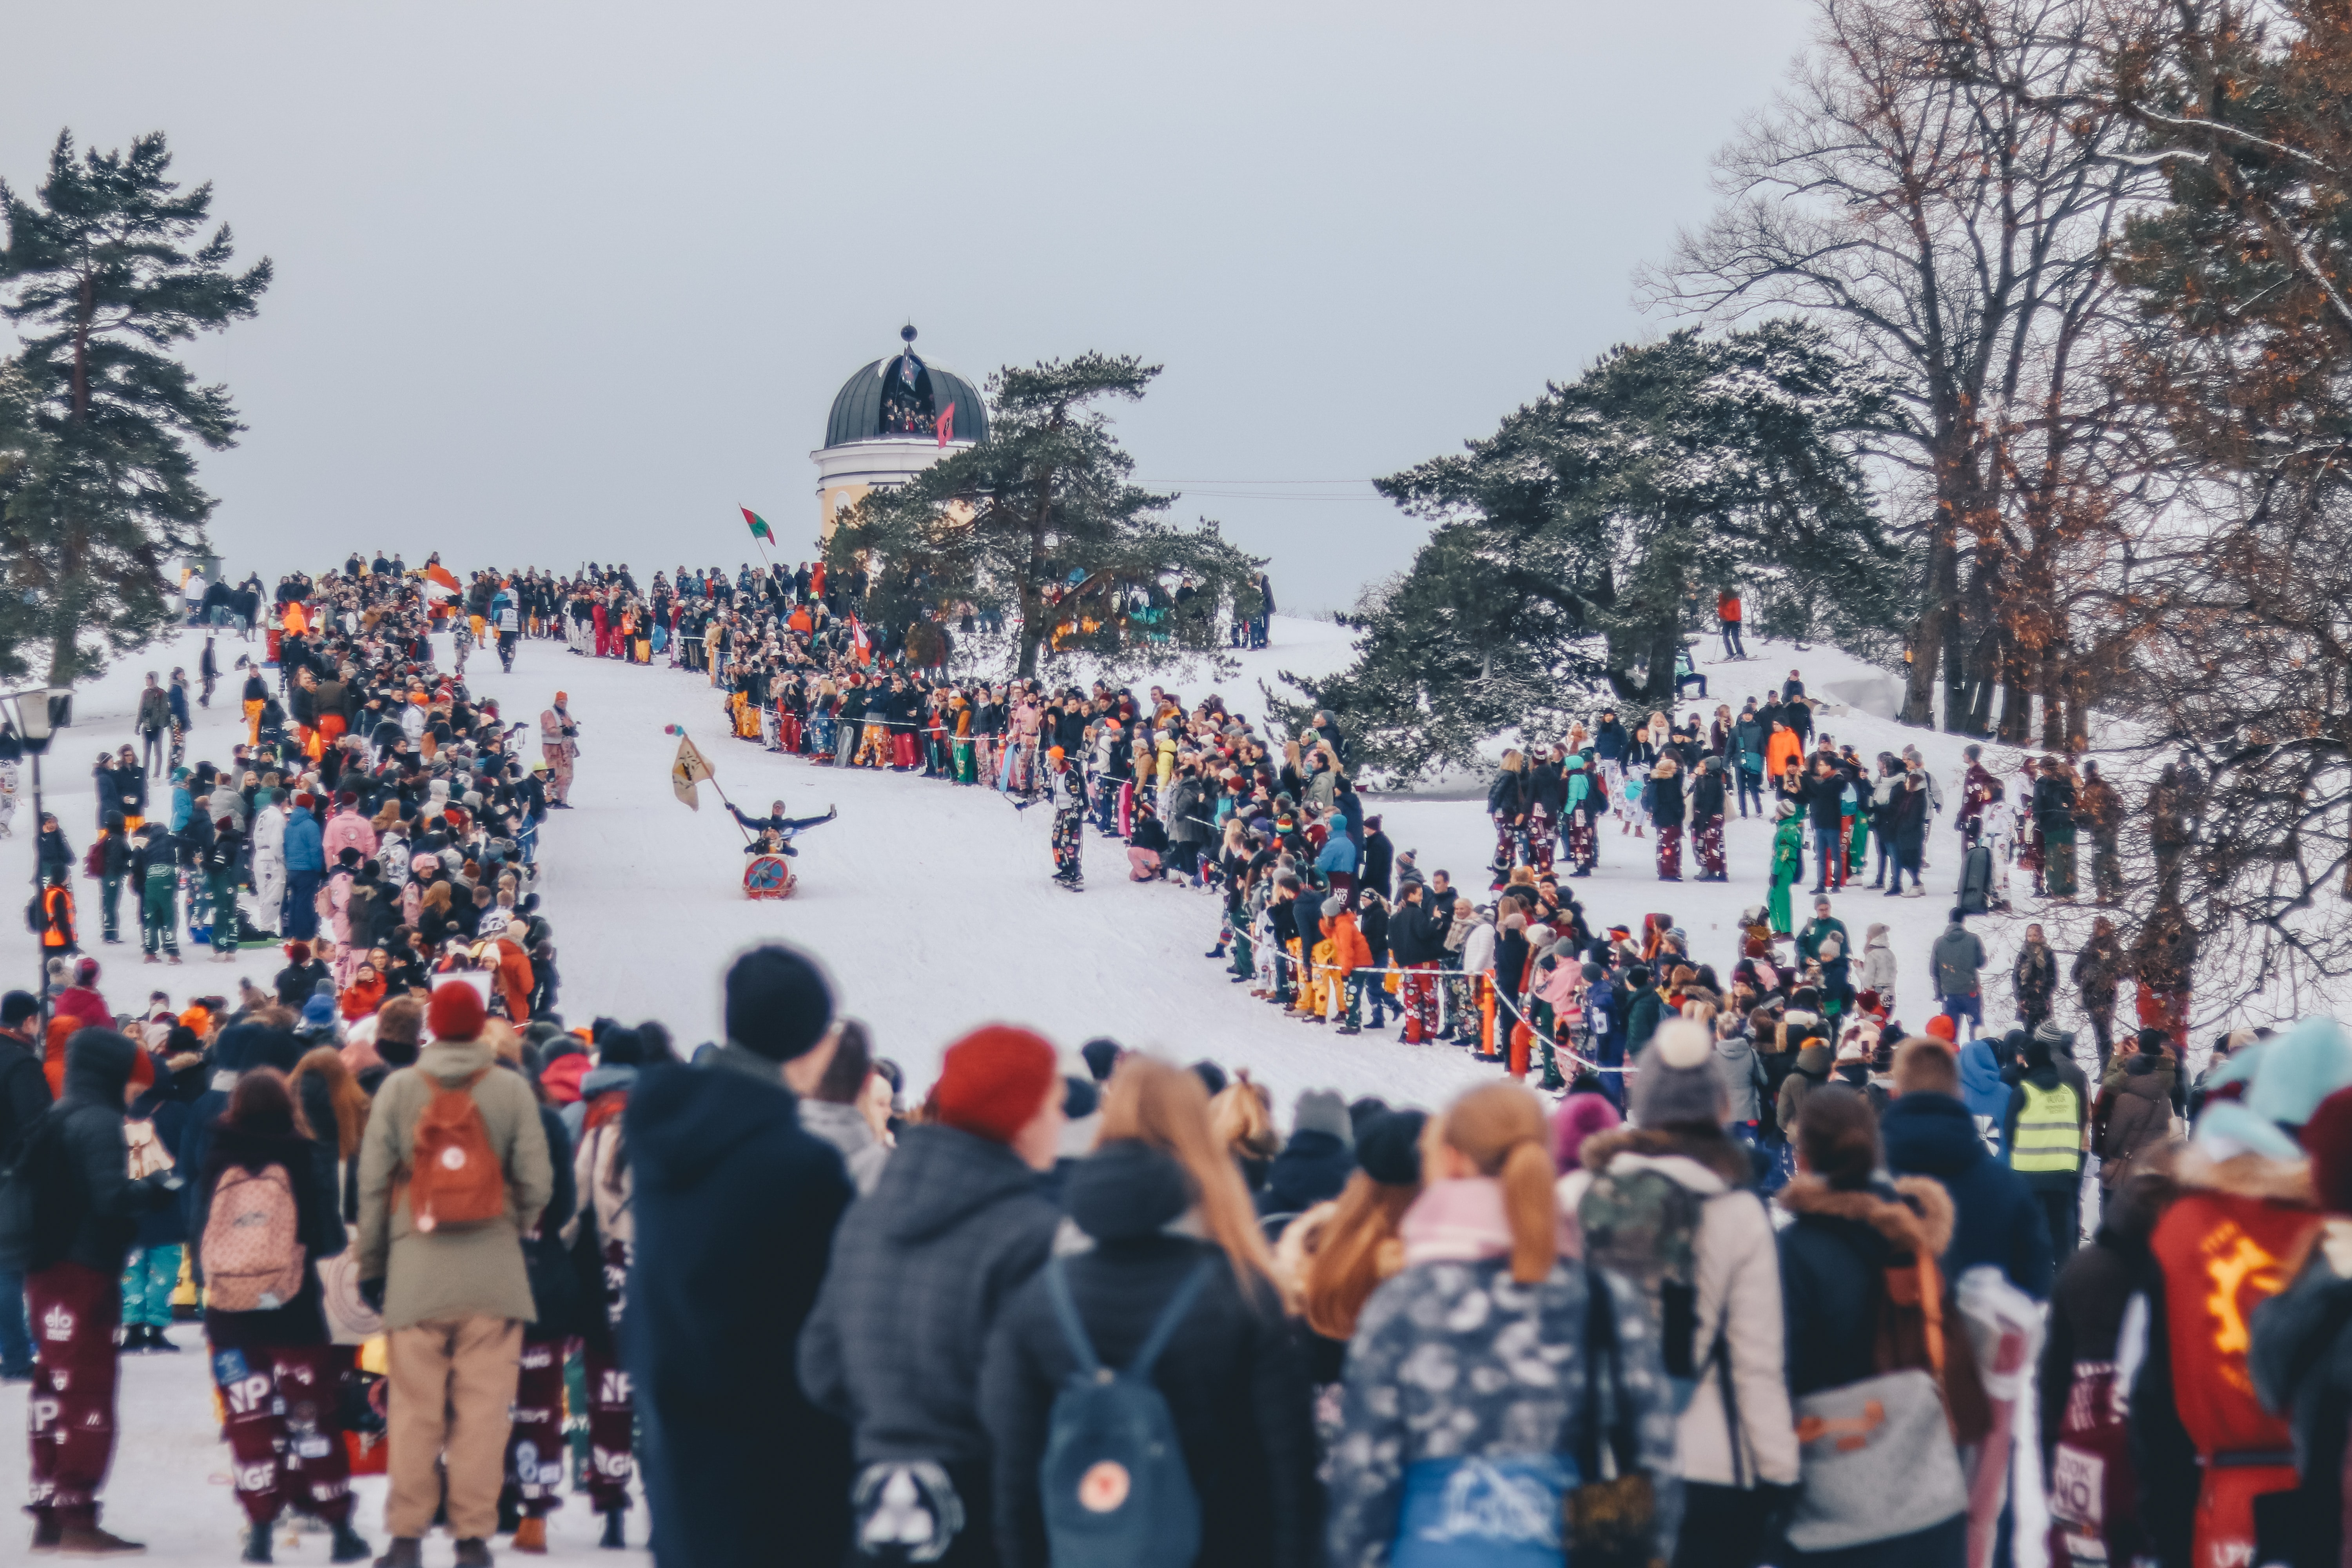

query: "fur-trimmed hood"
left=1579, top=1123, right=1753, bottom=1190
left=2172, top=1142, right=2316, bottom=1207
left=1776, top=1173, right=1956, bottom=1259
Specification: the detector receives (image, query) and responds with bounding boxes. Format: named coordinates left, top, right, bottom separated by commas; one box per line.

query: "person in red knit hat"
left=354, top=980, right=554, bottom=1568
left=801, top=1024, right=1065, bottom=1566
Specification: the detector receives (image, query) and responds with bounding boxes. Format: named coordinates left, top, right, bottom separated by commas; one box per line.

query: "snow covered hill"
left=0, top=613, right=2040, bottom=1114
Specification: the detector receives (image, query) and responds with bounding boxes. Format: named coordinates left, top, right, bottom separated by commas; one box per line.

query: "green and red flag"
left=740, top=507, right=773, bottom=542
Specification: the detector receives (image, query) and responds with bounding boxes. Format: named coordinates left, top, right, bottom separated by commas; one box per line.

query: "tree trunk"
left=2039, top=643, right=2066, bottom=751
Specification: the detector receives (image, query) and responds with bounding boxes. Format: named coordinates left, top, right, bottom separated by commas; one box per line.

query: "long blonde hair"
left=1101, top=1058, right=1277, bottom=1287
left=1428, top=1083, right=1557, bottom=1283
left=1208, top=1073, right=1281, bottom=1163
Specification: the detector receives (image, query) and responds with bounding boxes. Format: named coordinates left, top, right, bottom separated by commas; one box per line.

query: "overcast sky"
left=4, top=0, right=1813, bottom=612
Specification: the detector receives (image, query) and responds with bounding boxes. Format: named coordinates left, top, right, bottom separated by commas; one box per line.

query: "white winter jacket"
left=1558, top=1128, right=1800, bottom=1488
left=1859, top=928, right=1898, bottom=998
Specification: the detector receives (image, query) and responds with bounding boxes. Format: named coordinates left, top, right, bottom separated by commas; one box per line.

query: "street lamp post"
left=3, top=686, right=70, bottom=1022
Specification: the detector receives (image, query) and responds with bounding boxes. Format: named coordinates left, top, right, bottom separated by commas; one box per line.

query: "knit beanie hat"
left=1924, top=1014, right=1958, bottom=1043
left=1354, top=1109, right=1428, bottom=1187
left=1632, top=1018, right=1725, bottom=1127
left=724, top=945, right=834, bottom=1062
left=933, top=1025, right=1060, bottom=1145
left=1079, top=1038, right=1122, bottom=1083
left=1292, top=1089, right=1353, bottom=1148
left=1551, top=1092, right=1623, bottom=1174
left=2248, top=1017, right=2352, bottom=1130
left=1322, top=895, right=1347, bottom=920
left=426, top=980, right=485, bottom=1043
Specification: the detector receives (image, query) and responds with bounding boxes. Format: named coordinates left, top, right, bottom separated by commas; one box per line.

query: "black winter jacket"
left=627, top=1055, right=855, bottom=1566
left=20, top=1029, right=175, bottom=1274
left=800, top=1122, right=1060, bottom=1465
left=980, top=1142, right=1320, bottom=1568
left=1257, top=1129, right=1354, bottom=1218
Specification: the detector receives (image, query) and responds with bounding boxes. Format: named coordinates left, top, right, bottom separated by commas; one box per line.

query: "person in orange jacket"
left=485, top=921, right=537, bottom=1025
left=1764, top=719, right=1805, bottom=784
left=1319, top=895, right=1376, bottom=1035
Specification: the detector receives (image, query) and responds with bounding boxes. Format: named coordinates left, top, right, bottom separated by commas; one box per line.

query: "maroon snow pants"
left=213, top=1340, right=355, bottom=1526
left=584, top=1341, right=635, bottom=1514
left=503, top=1332, right=569, bottom=1517
left=26, top=1262, right=120, bottom=1529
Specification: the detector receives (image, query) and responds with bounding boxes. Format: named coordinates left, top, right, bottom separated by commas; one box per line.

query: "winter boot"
left=598, top=1513, right=626, bottom=1551
left=328, top=1523, right=372, bottom=1564
left=454, top=1541, right=495, bottom=1568
left=497, top=1497, right=521, bottom=1536
left=55, top=1521, right=145, bottom=1555
left=511, top=1518, right=546, bottom=1555
left=243, top=1519, right=274, bottom=1563
left=371, top=1542, right=423, bottom=1568
left=29, top=1512, right=63, bottom=1552
left=146, top=1327, right=178, bottom=1352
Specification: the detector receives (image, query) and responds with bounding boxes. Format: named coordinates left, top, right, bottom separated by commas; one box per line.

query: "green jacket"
left=1771, top=818, right=1804, bottom=882
left=356, top=1040, right=554, bottom=1330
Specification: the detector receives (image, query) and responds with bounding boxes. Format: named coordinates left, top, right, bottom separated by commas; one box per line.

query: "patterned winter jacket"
left=1325, top=1253, right=1680, bottom=1568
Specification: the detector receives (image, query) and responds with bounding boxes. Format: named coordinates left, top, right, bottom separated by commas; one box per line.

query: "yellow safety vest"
left=2010, top=1079, right=2082, bottom=1174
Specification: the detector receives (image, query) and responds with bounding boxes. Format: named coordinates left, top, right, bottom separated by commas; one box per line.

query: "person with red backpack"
left=354, top=982, right=553, bottom=1568
left=193, top=1065, right=370, bottom=1564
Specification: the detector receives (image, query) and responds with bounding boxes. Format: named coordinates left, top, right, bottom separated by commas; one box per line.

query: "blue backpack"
left=1040, top=1255, right=1213, bottom=1568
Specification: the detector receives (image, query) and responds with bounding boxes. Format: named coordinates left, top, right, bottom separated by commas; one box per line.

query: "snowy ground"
left=0, top=610, right=2124, bottom=1555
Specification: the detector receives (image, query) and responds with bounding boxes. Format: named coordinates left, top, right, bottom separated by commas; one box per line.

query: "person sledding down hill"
left=727, top=799, right=837, bottom=857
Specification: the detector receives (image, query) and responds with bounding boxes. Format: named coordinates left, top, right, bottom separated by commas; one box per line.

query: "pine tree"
left=827, top=352, right=1261, bottom=680
left=0, top=130, right=270, bottom=685
left=1285, top=323, right=1900, bottom=777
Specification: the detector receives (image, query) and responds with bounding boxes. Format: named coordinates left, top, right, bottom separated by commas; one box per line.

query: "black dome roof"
left=823, top=335, right=988, bottom=448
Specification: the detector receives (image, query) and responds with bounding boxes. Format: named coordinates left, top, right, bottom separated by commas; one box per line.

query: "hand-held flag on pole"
left=849, top=615, right=872, bottom=664
left=936, top=403, right=955, bottom=448
left=666, top=726, right=713, bottom=809
left=741, top=507, right=774, bottom=543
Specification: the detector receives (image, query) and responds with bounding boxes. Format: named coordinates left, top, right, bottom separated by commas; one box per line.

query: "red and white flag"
left=936, top=402, right=955, bottom=447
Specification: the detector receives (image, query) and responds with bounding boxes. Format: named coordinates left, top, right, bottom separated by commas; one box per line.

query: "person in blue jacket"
left=281, top=795, right=325, bottom=941
left=1956, top=1033, right=2016, bottom=1157
left=1880, top=1036, right=2054, bottom=1299
left=1314, top=819, right=1360, bottom=903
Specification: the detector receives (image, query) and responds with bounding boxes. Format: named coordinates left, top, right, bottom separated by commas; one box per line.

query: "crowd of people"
left=0, top=550, right=2316, bottom=1568
left=10, top=916, right=2343, bottom=1568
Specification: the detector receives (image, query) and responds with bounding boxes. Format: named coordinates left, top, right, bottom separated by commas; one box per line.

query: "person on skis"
left=726, top=799, right=837, bottom=857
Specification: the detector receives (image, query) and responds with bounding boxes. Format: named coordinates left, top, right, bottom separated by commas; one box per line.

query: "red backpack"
left=403, top=1071, right=506, bottom=1233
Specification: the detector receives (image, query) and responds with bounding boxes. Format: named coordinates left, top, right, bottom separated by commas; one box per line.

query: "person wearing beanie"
left=354, top=982, right=554, bottom=1565
left=13, top=1027, right=182, bottom=1553
left=622, top=952, right=859, bottom=1566
left=1558, top=1018, right=1799, bottom=1552
left=800, top=1024, right=1064, bottom=1566
left=2005, top=1021, right=2093, bottom=1270
left=1881, top=1037, right=2053, bottom=1298
left=2133, top=1070, right=2326, bottom=1568
left=1258, top=1089, right=1357, bottom=1218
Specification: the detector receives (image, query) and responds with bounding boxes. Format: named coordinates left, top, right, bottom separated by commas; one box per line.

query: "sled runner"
left=744, top=853, right=798, bottom=900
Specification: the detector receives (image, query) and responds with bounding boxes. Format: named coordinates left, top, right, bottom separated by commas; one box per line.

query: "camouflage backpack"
left=1577, top=1164, right=1707, bottom=1393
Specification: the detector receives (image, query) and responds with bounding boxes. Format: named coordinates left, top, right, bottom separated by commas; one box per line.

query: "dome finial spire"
left=901, top=323, right=917, bottom=345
